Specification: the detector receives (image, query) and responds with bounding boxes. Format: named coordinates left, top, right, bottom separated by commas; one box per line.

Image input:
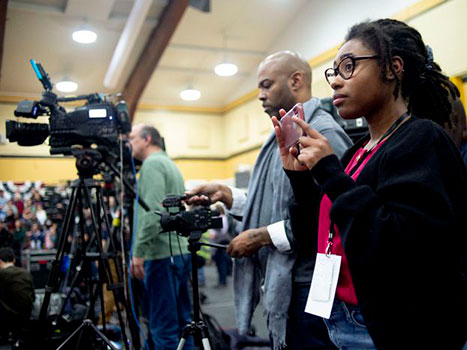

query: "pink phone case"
left=280, top=103, right=304, bottom=149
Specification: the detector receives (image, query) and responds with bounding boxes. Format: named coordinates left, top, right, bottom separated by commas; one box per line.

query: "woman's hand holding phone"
left=272, top=109, right=307, bottom=171
left=290, top=117, right=334, bottom=170
left=272, top=105, right=335, bottom=171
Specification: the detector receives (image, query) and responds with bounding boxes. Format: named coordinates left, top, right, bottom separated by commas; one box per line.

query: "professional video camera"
left=159, top=194, right=223, bottom=236
left=5, top=59, right=131, bottom=156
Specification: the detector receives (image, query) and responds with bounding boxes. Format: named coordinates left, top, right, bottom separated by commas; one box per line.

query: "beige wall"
left=310, top=0, right=467, bottom=100
left=133, top=109, right=226, bottom=159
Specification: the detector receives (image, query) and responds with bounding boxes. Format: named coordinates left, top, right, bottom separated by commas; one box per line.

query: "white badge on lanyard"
left=305, top=226, right=341, bottom=319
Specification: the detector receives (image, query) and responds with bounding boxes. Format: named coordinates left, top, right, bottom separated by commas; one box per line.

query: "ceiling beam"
left=123, top=0, right=189, bottom=119
left=0, top=0, right=7, bottom=82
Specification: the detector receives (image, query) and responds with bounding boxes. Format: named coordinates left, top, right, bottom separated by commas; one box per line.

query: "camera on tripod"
left=5, top=59, right=131, bottom=156
left=159, top=194, right=223, bottom=236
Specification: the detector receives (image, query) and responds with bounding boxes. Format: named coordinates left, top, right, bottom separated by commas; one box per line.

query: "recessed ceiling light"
left=56, top=80, right=78, bottom=93
left=72, top=29, right=97, bottom=44
left=214, top=63, right=238, bottom=77
left=180, top=88, right=201, bottom=101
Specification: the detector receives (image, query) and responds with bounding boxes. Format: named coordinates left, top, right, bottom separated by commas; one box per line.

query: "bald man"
left=187, top=51, right=351, bottom=349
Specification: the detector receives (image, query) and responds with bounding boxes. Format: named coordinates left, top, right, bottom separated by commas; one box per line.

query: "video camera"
left=6, top=59, right=131, bottom=156
left=159, top=194, right=223, bottom=236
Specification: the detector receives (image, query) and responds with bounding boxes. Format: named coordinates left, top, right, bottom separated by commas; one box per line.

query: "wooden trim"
left=123, top=0, right=190, bottom=119
left=392, top=0, right=447, bottom=21
left=0, top=0, right=7, bottom=83
left=222, top=89, right=259, bottom=113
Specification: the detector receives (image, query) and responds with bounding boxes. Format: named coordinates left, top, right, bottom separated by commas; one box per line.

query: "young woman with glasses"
left=272, top=19, right=467, bottom=350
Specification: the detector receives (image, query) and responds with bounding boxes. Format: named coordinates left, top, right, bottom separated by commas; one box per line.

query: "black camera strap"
left=348, top=112, right=410, bottom=177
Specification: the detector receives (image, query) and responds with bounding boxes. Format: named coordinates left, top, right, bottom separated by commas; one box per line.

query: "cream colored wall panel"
left=407, top=0, right=467, bottom=77
left=224, top=98, right=272, bottom=157
left=188, top=123, right=210, bottom=149
left=236, top=113, right=249, bottom=143
left=133, top=109, right=225, bottom=158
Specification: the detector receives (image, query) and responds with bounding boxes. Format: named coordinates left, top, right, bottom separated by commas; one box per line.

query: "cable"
left=128, top=149, right=150, bottom=350
left=118, top=138, right=128, bottom=303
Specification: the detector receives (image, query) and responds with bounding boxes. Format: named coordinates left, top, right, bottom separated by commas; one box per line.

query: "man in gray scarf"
left=187, top=51, right=351, bottom=349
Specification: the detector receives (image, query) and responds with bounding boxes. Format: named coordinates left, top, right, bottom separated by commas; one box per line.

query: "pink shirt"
left=317, top=142, right=385, bottom=305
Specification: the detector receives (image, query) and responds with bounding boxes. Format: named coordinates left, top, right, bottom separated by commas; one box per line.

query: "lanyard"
left=347, top=112, right=409, bottom=177
left=327, top=112, right=410, bottom=255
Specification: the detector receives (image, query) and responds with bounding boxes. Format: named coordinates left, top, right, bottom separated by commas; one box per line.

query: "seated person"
left=0, top=247, right=35, bottom=335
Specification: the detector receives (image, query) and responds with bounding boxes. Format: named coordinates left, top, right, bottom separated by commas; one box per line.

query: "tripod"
left=39, top=150, right=137, bottom=350
left=177, top=231, right=227, bottom=350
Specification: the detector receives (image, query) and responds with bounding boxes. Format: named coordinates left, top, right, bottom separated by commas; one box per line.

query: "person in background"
left=0, top=222, right=11, bottom=248
left=5, top=199, right=18, bottom=217
left=0, top=204, right=6, bottom=222
left=31, top=190, right=43, bottom=207
left=12, top=219, right=26, bottom=266
left=44, top=223, right=57, bottom=250
left=187, top=51, right=352, bottom=349
left=129, top=124, right=193, bottom=350
left=28, top=222, right=44, bottom=250
left=35, top=203, right=47, bottom=226
left=0, top=247, right=34, bottom=336
left=209, top=203, right=231, bottom=288
left=12, top=192, right=24, bottom=216
left=21, top=207, right=35, bottom=232
left=0, top=189, right=10, bottom=207
left=274, top=18, right=467, bottom=350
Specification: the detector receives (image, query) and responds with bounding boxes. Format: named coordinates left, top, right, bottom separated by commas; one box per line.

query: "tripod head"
left=72, top=148, right=103, bottom=178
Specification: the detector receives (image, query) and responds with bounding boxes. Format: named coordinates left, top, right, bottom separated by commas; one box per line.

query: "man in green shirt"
left=129, top=124, right=193, bottom=350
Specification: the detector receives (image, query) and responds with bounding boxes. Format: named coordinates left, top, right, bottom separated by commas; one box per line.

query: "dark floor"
left=198, top=262, right=268, bottom=339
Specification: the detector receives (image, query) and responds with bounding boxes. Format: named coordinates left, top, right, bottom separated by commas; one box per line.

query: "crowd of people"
left=0, top=185, right=70, bottom=265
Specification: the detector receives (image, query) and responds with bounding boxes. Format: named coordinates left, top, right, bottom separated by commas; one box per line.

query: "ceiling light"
left=180, top=88, right=201, bottom=101
left=72, top=29, right=97, bottom=44
left=56, top=80, right=78, bottom=93
left=214, top=63, right=238, bottom=77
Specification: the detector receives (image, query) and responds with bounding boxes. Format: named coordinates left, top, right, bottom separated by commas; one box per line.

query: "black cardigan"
left=286, top=116, right=467, bottom=350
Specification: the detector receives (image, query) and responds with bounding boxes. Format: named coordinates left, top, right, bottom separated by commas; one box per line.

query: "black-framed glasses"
left=324, top=55, right=379, bottom=85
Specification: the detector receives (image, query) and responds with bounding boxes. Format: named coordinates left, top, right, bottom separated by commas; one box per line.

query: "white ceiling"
left=1, top=0, right=309, bottom=109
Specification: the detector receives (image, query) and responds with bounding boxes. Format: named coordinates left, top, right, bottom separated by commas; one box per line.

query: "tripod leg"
left=82, top=183, right=130, bottom=350
left=40, top=183, right=80, bottom=321
left=88, top=322, right=118, bottom=350
left=97, top=188, right=142, bottom=348
left=55, top=320, right=86, bottom=350
left=199, top=324, right=212, bottom=350
left=56, top=260, right=85, bottom=320
left=202, top=338, right=212, bottom=350
left=98, top=280, right=107, bottom=333
left=177, top=338, right=187, bottom=350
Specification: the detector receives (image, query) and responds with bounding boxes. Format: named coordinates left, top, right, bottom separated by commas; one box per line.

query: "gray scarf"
left=233, top=99, right=322, bottom=350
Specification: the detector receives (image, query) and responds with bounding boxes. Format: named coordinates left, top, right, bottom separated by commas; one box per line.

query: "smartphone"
left=280, top=103, right=305, bottom=149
